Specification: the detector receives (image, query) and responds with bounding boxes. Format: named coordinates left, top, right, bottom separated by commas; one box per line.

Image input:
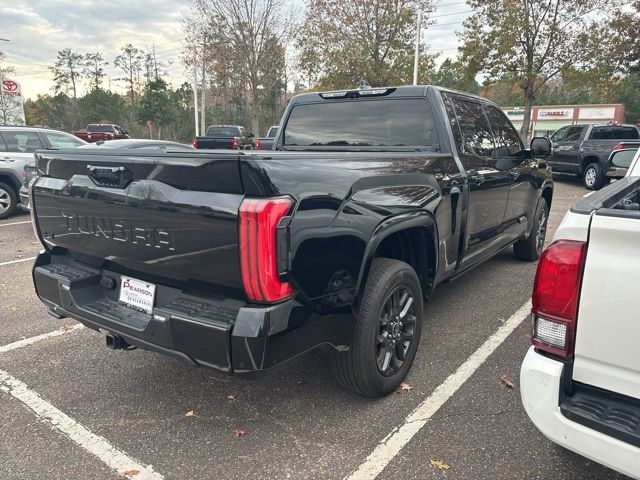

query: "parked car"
left=192, top=125, right=254, bottom=150
left=521, top=165, right=640, bottom=478
left=547, top=123, right=640, bottom=190
left=29, top=85, right=553, bottom=397
left=0, top=125, right=86, bottom=218
left=73, top=124, right=130, bottom=143
left=256, top=125, right=279, bottom=150
left=605, top=147, right=639, bottom=181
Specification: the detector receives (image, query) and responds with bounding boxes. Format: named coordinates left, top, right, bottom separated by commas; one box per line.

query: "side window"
left=484, top=106, right=523, bottom=155
left=239, top=127, right=245, bottom=137
left=564, top=126, right=584, bottom=142
left=44, top=132, right=84, bottom=148
left=550, top=127, right=569, bottom=142
left=1, top=130, right=43, bottom=152
left=451, top=98, right=495, bottom=157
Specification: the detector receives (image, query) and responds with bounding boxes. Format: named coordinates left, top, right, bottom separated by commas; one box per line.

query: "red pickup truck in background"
left=73, top=124, right=129, bottom=143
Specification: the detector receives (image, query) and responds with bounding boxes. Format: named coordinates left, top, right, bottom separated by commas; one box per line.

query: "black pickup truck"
left=548, top=123, right=640, bottom=190
left=192, top=125, right=254, bottom=150
left=29, top=85, right=553, bottom=397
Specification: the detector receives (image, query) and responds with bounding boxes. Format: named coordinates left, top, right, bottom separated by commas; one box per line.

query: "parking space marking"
left=0, top=324, right=83, bottom=355
left=345, top=300, right=532, bottom=480
left=0, top=256, right=36, bottom=267
left=0, top=220, right=32, bottom=227
left=0, top=370, right=164, bottom=480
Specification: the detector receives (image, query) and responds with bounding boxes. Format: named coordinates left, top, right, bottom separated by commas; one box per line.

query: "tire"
left=582, top=163, right=608, bottom=190
left=514, top=198, right=548, bottom=262
left=332, top=258, right=424, bottom=397
left=0, top=182, right=18, bottom=220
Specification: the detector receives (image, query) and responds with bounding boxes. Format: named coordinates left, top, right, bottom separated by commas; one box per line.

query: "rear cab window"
left=206, top=126, right=241, bottom=137
left=87, top=125, right=115, bottom=133
left=590, top=126, right=640, bottom=140
left=283, top=98, right=437, bottom=149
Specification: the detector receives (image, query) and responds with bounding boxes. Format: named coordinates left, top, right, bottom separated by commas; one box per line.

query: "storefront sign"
left=578, top=106, right=616, bottom=120
left=505, top=109, right=525, bottom=118
left=537, top=108, right=574, bottom=119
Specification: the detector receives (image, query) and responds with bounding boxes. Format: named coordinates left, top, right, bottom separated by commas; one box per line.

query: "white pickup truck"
left=520, top=148, right=640, bottom=479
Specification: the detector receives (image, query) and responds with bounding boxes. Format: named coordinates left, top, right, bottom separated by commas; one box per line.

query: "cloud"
left=0, top=0, right=191, bottom=98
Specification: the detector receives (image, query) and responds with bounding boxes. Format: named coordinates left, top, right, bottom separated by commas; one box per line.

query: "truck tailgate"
left=574, top=210, right=640, bottom=400
left=31, top=150, right=246, bottom=298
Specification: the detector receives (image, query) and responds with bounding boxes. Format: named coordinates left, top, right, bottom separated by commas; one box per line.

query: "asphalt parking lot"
left=0, top=177, right=630, bottom=480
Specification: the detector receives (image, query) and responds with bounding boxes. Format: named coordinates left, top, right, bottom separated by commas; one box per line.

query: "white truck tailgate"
left=573, top=212, right=640, bottom=400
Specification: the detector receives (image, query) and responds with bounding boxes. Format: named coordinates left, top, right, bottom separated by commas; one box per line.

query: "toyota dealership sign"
left=1, top=78, right=26, bottom=125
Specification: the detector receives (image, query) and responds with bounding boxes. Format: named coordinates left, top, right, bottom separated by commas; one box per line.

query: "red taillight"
left=255, top=138, right=261, bottom=150
left=613, top=144, right=624, bottom=152
left=239, top=197, right=294, bottom=303
left=531, top=240, right=587, bottom=358
left=231, top=138, right=238, bottom=149
left=192, top=138, right=200, bottom=149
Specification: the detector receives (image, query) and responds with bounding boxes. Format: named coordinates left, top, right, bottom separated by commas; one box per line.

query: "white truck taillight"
left=531, top=240, right=587, bottom=358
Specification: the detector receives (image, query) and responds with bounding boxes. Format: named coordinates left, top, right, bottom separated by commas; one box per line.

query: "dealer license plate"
left=118, top=276, right=156, bottom=314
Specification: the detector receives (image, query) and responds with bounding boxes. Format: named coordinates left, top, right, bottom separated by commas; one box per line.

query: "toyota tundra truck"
left=29, top=85, right=553, bottom=397
left=521, top=152, right=640, bottom=477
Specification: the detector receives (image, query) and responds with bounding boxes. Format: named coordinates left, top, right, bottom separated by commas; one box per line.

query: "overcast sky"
left=0, top=0, right=471, bottom=100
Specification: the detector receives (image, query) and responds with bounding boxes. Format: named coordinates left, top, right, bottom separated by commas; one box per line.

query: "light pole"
left=412, top=11, right=421, bottom=86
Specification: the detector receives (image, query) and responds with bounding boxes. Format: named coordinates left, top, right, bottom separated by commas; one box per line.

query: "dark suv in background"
left=548, top=123, right=640, bottom=189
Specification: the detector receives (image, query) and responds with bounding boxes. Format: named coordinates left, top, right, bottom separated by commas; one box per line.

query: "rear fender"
left=353, top=211, right=438, bottom=314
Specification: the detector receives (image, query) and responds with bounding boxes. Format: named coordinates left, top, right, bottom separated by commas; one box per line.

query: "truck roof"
left=289, top=84, right=494, bottom=106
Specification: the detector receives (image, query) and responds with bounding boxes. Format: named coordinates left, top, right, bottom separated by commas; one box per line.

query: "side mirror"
left=531, top=137, right=552, bottom=157
left=610, top=149, right=637, bottom=168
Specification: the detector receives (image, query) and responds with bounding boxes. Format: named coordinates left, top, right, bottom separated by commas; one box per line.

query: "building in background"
left=502, top=104, right=625, bottom=139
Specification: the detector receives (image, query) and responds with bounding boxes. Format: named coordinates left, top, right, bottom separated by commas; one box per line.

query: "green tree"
left=84, top=53, right=107, bottom=91
left=138, top=78, right=173, bottom=138
left=114, top=44, right=144, bottom=116
left=298, top=0, right=435, bottom=89
left=50, top=48, right=84, bottom=99
left=78, top=88, right=126, bottom=127
left=431, top=58, right=480, bottom=92
left=616, top=74, right=640, bottom=124
left=459, top=0, right=609, bottom=139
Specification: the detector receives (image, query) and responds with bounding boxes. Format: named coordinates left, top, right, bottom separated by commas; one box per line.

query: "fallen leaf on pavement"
left=396, top=382, right=413, bottom=393
left=233, top=428, right=246, bottom=437
left=10, top=305, right=17, bottom=313
left=117, top=469, right=140, bottom=478
left=499, top=374, right=514, bottom=390
left=429, top=459, right=450, bottom=470
left=227, top=394, right=236, bottom=401
left=185, top=410, right=194, bottom=417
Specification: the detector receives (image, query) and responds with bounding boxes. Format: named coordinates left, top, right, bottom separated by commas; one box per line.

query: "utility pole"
left=200, top=33, right=207, bottom=135
left=413, top=11, right=422, bottom=86
left=193, top=65, right=199, bottom=137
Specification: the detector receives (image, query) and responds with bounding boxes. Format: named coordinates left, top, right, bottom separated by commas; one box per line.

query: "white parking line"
left=0, top=324, right=84, bottom=355
left=0, top=256, right=36, bottom=267
left=0, top=220, right=31, bottom=227
left=0, top=370, right=164, bottom=480
left=345, top=300, right=532, bottom=480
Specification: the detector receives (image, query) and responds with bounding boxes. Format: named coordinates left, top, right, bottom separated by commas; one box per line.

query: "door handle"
left=0, top=156, right=15, bottom=162
left=469, top=174, right=485, bottom=184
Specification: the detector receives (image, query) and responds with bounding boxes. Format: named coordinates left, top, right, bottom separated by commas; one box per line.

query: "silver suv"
left=0, top=126, right=86, bottom=219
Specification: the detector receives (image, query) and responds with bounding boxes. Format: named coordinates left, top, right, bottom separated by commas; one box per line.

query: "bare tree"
left=188, top=0, right=291, bottom=134
left=50, top=48, right=84, bottom=99
left=84, top=52, right=107, bottom=91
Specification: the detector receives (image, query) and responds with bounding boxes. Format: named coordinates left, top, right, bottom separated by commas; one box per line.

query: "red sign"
left=3, top=80, right=18, bottom=92
left=146, top=120, right=153, bottom=127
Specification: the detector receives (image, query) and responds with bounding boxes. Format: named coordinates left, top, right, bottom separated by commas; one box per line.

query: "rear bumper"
left=33, top=251, right=353, bottom=373
left=18, top=186, right=29, bottom=211
left=520, top=347, right=640, bottom=479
